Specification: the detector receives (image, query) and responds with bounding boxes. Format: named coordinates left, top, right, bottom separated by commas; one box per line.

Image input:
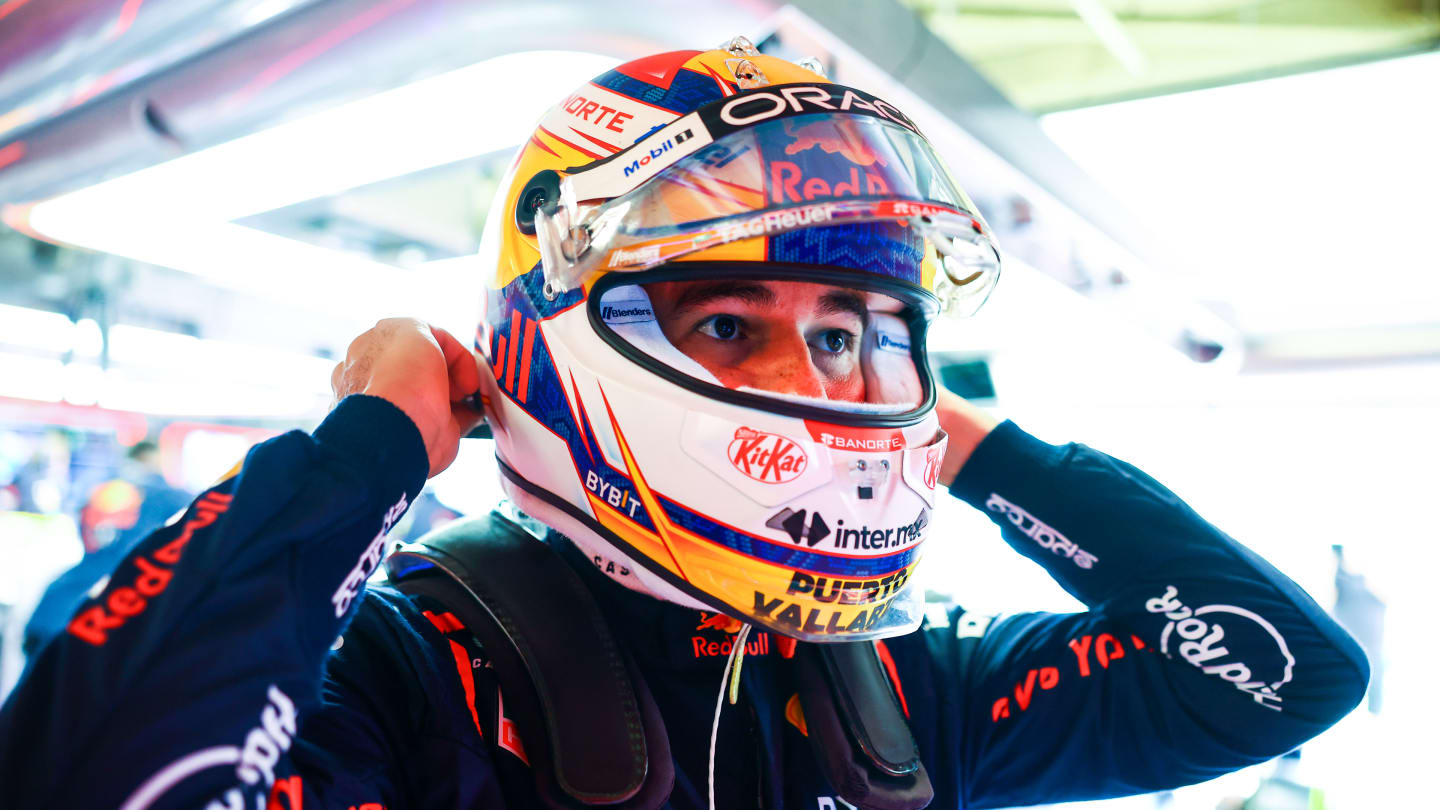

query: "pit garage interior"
left=0, top=2, right=1436, bottom=807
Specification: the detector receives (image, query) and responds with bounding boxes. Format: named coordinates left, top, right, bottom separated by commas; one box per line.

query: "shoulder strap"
left=385, top=512, right=673, bottom=809
left=385, top=512, right=932, bottom=810
left=794, top=641, right=934, bottom=810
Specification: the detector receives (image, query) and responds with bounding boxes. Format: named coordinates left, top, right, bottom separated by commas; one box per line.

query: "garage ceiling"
left=904, top=0, right=1440, bottom=110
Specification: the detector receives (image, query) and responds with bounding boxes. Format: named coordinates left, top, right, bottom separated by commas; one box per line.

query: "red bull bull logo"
left=783, top=118, right=889, bottom=167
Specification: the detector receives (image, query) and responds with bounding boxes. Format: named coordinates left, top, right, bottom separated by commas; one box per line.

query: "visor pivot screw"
left=721, top=35, right=760, bottom=56
left=542, top=281, right=559, bottom=301
left=514, top=169, right=562, bottom=236
left=560, top=226, right=590, bottom=261
left=728, top=58, right=770, bottom=89
left=795, top=56, right=827, bottom=77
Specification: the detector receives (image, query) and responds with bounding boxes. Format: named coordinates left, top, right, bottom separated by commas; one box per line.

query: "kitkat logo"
left=729, top=427, right=808, bottom=483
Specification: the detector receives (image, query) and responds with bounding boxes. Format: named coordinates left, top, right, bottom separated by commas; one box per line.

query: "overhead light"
left=105, top=323, right=202, bottom=366
left=1039, top=50, right=1440, bottom=333
left=0, top=303, right=74, bottom=354
left=0, top=314, right=341, bottom=416
left=31, top=50, right=618, bottom=226
left=0, top=348, right=331, bottom=417
left=108, top=323, right=334, bottom=392
left=0, top=353, right=66, bottom=402
left=72, top=318, right=104, bottom=359
left=21, top=50, right=620, bottom=321
left=96, top=372, right=329, bottom=418
left=62, top=361, right=104, bottom=406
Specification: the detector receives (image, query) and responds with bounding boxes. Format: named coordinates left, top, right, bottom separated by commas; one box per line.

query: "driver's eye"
left=698, top=315, right=742, bottom=340
left=816, top=329, right=852, bottom=354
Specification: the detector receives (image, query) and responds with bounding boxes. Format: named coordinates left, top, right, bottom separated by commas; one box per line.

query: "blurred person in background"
left=109, top=440, right=193, bottom=551
left=8, top=430, right=70, bottom=515
left=0, top=47, right=1368, bottom=810
left=21, top=440, right=191, bottom=660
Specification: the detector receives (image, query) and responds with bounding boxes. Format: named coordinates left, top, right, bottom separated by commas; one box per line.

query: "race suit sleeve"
left=925, top=421, right=1369, bottom=809
left=0, top=394, right=435, bottom=810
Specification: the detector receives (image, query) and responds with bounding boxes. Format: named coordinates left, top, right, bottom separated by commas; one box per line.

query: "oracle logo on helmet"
left=716, top=85, right=918, bottom=133
left=729, top=427, right=808, bottom=483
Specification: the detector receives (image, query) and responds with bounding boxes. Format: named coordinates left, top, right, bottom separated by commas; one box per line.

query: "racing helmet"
left=476, top=41, right=1000, bottom=641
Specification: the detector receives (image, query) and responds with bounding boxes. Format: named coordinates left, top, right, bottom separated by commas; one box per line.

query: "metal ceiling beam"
left=0, top=0, right=762, bottom=204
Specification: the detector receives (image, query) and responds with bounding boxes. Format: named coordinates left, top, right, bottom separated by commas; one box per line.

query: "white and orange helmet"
left=476, top=41, right=999, bottom=641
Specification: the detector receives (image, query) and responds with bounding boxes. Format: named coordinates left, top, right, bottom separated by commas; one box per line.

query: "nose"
left=740, top=330, right=825, bottom=399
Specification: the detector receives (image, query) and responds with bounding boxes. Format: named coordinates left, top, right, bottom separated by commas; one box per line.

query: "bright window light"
left=0, top=303, right=74, bottom=354
left=61, top=361, right=103, bottom=405
left=24, top=50, right=620, bottom=320
left=32, top=50, right=619, bottom=225
left=1041, top=50, right=1440, bottom=332
left=0, top=352, right=66, bottom=402
left=95, top=371, right=329, bottom=418
left=109, top=323, right=335, bottom=394
left=106, top=323, right=202, bottom=366
left=0, top=321, right=336, bottom=417
left=72, top=318, right=104, bottom=359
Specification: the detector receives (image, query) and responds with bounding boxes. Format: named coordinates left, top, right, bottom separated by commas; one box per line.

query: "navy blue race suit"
left=0, top=395, right=1368, bottom=809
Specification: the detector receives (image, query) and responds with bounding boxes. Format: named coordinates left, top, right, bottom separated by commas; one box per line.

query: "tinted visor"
left=594, top=273, right=930, bottom=416
left=620, top=112, right=974, bottom=231
left=537, top=113, right=1000, bottom=315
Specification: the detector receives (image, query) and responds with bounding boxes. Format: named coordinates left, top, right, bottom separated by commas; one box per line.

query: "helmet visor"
left=595, top=273, right=929, bottom=416
left=536, top=112, right=1000, bottom=316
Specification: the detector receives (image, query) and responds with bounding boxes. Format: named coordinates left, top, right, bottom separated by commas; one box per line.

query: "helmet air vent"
left=795, top=56, right=828, bottom=77
left=721, top=35, right=760, bottom=56
left=728, top=58, right=770, bottom=89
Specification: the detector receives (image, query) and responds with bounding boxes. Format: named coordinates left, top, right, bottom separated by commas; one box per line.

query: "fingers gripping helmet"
left=476, top=41, right=1000, bottom=641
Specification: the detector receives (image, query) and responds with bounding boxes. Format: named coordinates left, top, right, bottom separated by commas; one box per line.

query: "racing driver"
left=0, top=44, right=1367, bottom=810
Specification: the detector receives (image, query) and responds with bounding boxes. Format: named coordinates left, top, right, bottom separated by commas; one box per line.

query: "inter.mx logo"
left=729, top=427, right=808, bottom=483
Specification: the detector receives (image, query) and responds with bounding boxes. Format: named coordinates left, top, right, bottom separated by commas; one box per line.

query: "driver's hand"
left=331, top=318, right=494, bottom=477
left=935, top=388, right=999, bottom=489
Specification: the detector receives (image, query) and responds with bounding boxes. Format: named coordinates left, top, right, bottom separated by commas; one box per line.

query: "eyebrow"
left=672, top=281, right=776, bottom=312
left=817, top=290, right=868, bottom=324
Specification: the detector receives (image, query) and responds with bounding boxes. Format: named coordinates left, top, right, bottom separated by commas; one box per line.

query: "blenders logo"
left=876, top=332, right=910, bottom=353
left=1146, top=585, right=1296, bottom=711
left=729, top=427, right=808, bottom=483
left=606, top=244, right=662, bottom=268
left=622, top=129, right=693, bottom=177
left=599, top=303, right=654, bottom=323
